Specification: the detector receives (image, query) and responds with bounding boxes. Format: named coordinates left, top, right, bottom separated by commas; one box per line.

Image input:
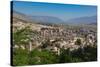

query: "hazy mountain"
left=13, top=11, right=35, bottom=23
left=13, top=11, right=64, bottom=24
left=13, top=11, right=97, bottom=25
left=88, top=22, right=97, bottom=25
left=67, top=15, right=97, bottom=25
left=29, top=16, right=64, bottom=24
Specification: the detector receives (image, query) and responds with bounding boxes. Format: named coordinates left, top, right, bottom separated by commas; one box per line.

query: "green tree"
left=13, top=26, right=34, bottom=49
left=13, top=49, right=29, bottom=66
left=28, top=49, right=58, bottom=65
left=41, top=39, right=51, bottom=48
left=75, top=38, right=82, bottom=45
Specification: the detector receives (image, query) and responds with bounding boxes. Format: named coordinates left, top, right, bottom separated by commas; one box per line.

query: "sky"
left=12, top=1, right=97, bottom=21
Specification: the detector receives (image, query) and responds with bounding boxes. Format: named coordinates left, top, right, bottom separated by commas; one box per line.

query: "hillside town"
left=12, top=18, right=97, bottom=55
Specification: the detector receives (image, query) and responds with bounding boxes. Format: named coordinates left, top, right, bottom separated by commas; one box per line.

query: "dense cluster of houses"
left=13, top=22, right=97, bottom=55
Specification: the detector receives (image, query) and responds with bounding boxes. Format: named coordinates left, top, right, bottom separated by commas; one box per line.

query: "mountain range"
left=66, top=16, right=97, bottom=25
left=13, top=11, right=97, bottom=25
left=13, top=11, right=64, bottom=24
